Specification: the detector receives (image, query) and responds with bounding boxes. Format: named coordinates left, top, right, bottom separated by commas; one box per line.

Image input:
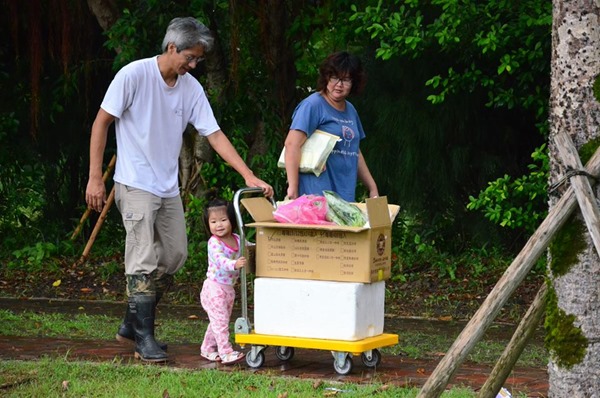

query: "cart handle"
left=233, top=187, right=276, bottom=329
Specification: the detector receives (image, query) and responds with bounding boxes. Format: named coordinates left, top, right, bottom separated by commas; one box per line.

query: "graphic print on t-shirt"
left=342, top=125, right=355, bottom=147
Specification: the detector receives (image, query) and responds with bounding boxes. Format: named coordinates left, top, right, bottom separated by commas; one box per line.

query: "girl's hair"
left=161, top=17, right=214, bottom=53
left=316, top=51, right=366, bottom=95
left=202, top=198, right=238, bottom=236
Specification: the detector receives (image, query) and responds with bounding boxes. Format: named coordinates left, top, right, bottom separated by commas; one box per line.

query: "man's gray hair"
left=161, top=17, right=214, bottom=53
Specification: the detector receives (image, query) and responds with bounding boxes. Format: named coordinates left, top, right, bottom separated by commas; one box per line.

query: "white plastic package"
left=278, top=129, right=341, bottom=177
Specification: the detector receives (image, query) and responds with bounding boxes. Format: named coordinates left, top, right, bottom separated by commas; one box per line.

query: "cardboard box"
left=253, top=278, right=385, bottom=341
left=241, top=196, right=399, bottom=283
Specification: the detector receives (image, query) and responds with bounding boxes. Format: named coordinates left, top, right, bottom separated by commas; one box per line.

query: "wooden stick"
left=78, top=184, right=116, bottom=263
left=554, top=132, right=600, bottom=257
left=477, top=283, right=547, bottom=398
left=478, top=135, right=598, bottom=398
left=70, top=154, right=117, bottom=240
left=417, top=146, right=600, bottom=398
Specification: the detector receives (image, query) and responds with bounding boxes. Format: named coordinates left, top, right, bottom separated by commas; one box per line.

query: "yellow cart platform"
left=232, top=188, right=399, bottom=375
left=235, top=331, right=398, bottom=375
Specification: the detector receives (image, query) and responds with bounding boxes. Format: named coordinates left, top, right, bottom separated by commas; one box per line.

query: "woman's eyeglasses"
left=329, top=76, right=353, bottom=86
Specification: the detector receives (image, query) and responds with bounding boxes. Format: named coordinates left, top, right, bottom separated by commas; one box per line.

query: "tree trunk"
left=86, top=0, right=119, bottom=31
left=258, top=0, right=298, bottom=132
left=548, top=1, right=600, bottom=396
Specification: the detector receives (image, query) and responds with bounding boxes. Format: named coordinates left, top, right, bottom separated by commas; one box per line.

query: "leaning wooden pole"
left=417, top=147, right=600, bottom=398
left=70, top=154, right=117, bottom=241
left=554, top=132, right=600, bottom=258
left=477, top=283, right=548, bottom=398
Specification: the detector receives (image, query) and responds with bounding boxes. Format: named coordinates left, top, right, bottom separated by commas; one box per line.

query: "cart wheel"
left=275, top=346, right=295, bottom=362
left=246, top=350, right=265, bottom=368
left=333, top=356, right=353, bottom=375
left=361, top=349, right=382, bottom=368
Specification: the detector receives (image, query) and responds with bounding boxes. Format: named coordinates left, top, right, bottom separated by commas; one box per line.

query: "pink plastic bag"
left=273, top=195, right=333, bottom=225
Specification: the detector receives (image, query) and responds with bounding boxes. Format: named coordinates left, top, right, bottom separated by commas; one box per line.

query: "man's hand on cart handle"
left=244, top=175, right=274, bottom=198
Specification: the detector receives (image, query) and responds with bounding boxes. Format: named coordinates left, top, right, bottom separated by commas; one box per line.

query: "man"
left=85, top=17, right=273, bottom=363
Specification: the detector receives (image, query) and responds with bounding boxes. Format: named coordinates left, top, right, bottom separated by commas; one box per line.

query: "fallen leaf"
left=417, top=368, right=426, bottom=375
left=277, top=393, right=288, bottom=398
left=80, top=288, right=93, bottom=293
left=52, top=280, right=61, bottom=287
left=61, top=380, right=69, bottom=391
left=312, top=380, right=323, bottom=389
left=438, top=315, right=453, bottom=321
left=162, top=389, right=170, bottom=398
left=188, top=315, right=199, bottom=319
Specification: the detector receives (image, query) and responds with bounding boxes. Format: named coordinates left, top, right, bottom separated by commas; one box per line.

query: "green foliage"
left=9, top=240, right=76, bottom=272
left=181, top=194, right=210, bottom=282
left=97, top=260, right=122, bottom=282
left=0, top=162, right=45, bottom=235
left=0, top=109, right=100, bottom=266
left=390, top=211, right=508, bottom=281
left=200, top=133, right=249, bottom=194
left=250, top=152, right=288, bottom=200
left=467, top=144, right=548, bottom=234
left=11, top=242, right=59, bottom=271
left=104, top=8, right=147, bottom=69
left=0, top=113, right=51, bottom=255
left=351, top=0, right=551, bottom=127
left=352, top=0, right=551, bottom=249
left=290, top=0, right=366, bottom=86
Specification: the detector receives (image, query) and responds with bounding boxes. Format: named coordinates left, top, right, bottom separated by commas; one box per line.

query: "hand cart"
left=232, top=187, right=399, bottom=375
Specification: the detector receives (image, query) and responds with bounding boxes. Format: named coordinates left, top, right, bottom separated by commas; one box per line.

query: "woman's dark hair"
left=316, top=51, right=366, bottom=95
left=202, top=198, right=238, bottom=236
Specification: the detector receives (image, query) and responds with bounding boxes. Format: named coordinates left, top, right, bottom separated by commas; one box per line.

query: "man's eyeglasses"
left=329, top=76, right=353, bottom=86
left=184, top=54, right=205, bottom=65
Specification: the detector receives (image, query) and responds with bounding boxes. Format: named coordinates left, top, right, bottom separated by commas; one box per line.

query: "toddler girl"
left=199, top=198, right=246, bottom=364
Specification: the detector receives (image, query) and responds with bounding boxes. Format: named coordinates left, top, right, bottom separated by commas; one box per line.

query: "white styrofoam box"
left=253, top=277, right=385, bottom=341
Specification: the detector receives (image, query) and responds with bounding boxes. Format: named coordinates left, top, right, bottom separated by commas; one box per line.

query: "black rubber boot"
left=115, top=306, right=168, bottom=351
left=130, top=295, right=168, bottom=363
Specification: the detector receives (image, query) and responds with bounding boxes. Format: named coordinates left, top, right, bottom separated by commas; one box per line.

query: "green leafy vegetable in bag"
left=323, top=190, right=367, bottom=227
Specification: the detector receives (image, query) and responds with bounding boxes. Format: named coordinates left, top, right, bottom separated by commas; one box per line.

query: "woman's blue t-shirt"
left=289, top=92, right=365, bottom=202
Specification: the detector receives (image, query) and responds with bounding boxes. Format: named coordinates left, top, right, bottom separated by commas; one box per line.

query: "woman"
left=284, top=51, right=378, bottom=202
